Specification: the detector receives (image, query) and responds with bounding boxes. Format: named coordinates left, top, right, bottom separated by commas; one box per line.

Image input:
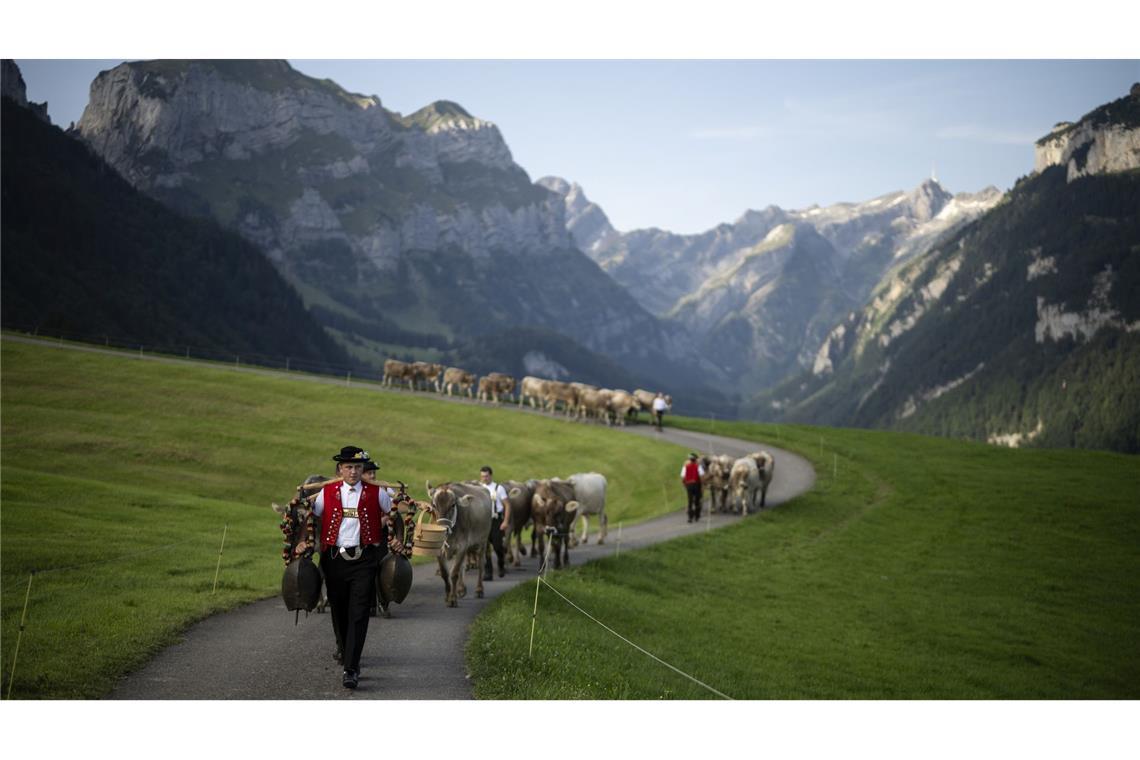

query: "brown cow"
left=478, top=372, right=515, bottom=404
left=502, top=479, right=537, bottom=567
left=425, top=481, right=493, bottom=607
left=443, top=367, right=477, bottom=398
left=576, top=388, right=613, bottom=424
left=543, top=380, right=579, bottom=416
left=383, top=359, right=415, bottom=389
left=529, top=479, right=579, bottom=570
left=704, top=457, right=729, bottom=513
left=748, top=451, right=776, bottom=509
left=608, top=389, right=641, bottom=426
left=411, top=361, right=444, bottom=392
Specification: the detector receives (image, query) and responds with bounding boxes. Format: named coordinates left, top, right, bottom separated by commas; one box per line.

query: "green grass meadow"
left=3, top=338, right=1139, bottom=700
left=467, top=420, right=1140, bottom=699
left=0, top=338, right=685, bottom=698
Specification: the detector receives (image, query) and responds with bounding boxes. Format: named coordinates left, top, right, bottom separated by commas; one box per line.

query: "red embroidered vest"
left=320, top=482, right=383, bottom=547
left=683, top=461, right=702, bottom=484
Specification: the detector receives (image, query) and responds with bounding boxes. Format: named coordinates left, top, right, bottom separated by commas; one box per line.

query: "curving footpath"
left=108, top=425, right=814, bottom=700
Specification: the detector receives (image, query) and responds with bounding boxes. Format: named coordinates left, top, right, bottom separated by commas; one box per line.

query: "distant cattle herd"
left=382, top=359, right=672, bottom=426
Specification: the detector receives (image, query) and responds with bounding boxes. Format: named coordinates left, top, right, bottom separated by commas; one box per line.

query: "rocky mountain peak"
left=907, top=178, right=953, bottom=222
left=536, top=176, right=619, bottom=254
left=399, top=100, right=482, bottom=131
left=536, top=176, right=571, bottom=196
left=1, top=59, right=49, bottom=123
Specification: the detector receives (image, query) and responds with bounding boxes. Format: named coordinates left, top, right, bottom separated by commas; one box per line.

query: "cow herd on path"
left=424, top=472, right=607, bottom=607
left=382, top=359, right=672, bottom=427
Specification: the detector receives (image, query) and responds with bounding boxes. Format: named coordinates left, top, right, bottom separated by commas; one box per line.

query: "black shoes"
left=342, top=669, right=358, bottom=689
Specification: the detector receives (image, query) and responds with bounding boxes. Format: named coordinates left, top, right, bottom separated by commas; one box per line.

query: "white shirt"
left=483, top=481, right=509, bottom=516
left=653, top=397, right=668, bottom=412
left=313, top=480, right=392, bottom=548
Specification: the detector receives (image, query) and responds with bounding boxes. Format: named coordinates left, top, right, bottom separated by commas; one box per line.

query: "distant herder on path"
left=681, top=452, right=705, bottom=523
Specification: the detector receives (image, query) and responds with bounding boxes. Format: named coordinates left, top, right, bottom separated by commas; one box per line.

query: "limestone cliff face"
left=76, top=60, right=570, bottom=272
left=1034, top=86, right=1140, bottom=181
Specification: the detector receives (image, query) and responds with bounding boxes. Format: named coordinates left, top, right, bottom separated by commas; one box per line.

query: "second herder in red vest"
left=681, top=452, right=706, bottom=524
left=313, top=445, right=393, bottom=690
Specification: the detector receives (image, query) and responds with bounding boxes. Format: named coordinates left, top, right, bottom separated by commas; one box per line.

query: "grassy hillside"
left=0, top=338, right=688, bottom=698
left=468, top=416, right=1140, bottom=698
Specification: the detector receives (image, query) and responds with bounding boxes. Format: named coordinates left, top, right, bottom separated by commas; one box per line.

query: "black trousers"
left=685, top=482, right=702, bottom=520
left=321, top=545, right=381, bottom=673
left=484, top=516, right=505, bottom=576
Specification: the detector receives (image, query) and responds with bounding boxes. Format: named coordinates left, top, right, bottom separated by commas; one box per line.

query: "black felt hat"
left=332, top=445, right=371, bottom=464
left=363, top=459, right=379, bottom=472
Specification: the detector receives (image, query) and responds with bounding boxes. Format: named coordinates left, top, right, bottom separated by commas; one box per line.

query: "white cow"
left=728, top=457, right=761, bottom=515
left=565, top=472, right=608, bottom=545
left=518, top=376, right=549, bottom=409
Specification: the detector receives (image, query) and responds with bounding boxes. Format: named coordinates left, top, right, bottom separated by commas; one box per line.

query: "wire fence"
left=532, top=571, right=734, bottom=700
left=3, top=524, right=235, bottom=700
left=526, top=535, right=732, bottom=699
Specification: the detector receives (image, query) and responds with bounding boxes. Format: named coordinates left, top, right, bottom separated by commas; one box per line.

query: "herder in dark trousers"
left=479, top=465, right=511, bottom=581
left=312, top=445, right=392, bottom=689
left=681, top=452, right=705, bottom=523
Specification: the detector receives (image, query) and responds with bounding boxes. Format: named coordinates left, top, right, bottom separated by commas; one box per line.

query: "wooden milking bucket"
left=412, top=510, right=447, bottom=557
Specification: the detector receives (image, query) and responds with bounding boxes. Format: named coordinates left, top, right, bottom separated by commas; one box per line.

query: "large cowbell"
left=281, top=555, right=323, bottom=612
left=378, top=553, right=413, bottom=605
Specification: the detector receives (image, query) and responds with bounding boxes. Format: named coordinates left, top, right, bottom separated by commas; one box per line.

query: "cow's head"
left=426, top=481, right=474, bottom=528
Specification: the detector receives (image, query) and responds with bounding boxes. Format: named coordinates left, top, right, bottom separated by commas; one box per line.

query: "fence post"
left=212, top=524, right=229, bottom=594
left=286, top=357, right=290, bottom=372
left=528, top=573, right=542, bottom=658
left=616, top=522, right=622, bottom=557
left=6, top=572, right=35, bottom=700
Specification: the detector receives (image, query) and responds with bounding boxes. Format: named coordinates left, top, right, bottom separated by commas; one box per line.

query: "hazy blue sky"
left=16, top=59, right=1139, bottom=234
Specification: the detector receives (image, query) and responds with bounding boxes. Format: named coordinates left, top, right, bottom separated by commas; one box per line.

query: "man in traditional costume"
left=312, top=445, right=392, bottom=689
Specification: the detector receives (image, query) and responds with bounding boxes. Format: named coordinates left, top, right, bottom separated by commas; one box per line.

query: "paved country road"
left=2, top=336, right=815, bottom=700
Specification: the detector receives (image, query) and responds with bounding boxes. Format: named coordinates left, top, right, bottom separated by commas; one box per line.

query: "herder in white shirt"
left=478, top=465, right=511, bottom=581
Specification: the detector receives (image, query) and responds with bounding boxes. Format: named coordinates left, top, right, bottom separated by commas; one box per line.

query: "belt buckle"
left=338, top=546, right=362, bottom=561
